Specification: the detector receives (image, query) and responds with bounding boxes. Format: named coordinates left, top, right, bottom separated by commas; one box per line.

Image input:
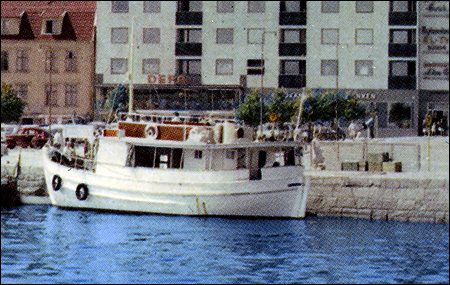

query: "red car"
left=5, top=126, right=51, bottom=149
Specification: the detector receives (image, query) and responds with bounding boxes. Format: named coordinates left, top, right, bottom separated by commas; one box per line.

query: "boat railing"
left=116, top=111, right=239, bottom=126
left=47, top=145, right=97, bottom=171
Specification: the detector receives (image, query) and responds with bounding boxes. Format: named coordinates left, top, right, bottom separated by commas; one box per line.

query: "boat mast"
left=128, top=16, right=135, bottom=115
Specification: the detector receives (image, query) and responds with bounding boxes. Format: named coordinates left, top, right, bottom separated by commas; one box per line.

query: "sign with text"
left=422, top=62, right=449, bottom=80
left=147, top=75, right=186, bottom=85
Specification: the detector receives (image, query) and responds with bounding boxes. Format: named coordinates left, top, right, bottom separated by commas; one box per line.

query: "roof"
left=1, top=1, right=96, bottom=41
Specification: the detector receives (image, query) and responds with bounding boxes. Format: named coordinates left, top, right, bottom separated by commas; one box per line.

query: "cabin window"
left=194, top=150, right=203, bottom=159
left=133, top=146, right=183, bottom=168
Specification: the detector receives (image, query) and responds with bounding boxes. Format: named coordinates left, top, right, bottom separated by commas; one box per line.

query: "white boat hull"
left=43, top=149, right=309, bottom=218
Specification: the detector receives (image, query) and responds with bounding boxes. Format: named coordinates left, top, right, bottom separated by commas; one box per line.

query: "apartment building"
left=95, top=1, right=448, bottom=136
left=1, top=1, right=96, bottom=123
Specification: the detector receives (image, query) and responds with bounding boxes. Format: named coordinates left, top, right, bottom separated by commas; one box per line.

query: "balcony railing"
left=176, top=12, right=202, bottom=25
left=279, top=43, right=306, bottom=56
left=389, top=44, right=417, bottom=57
left=388, top=75, right=416, bottom=89
left=279, top=12, right=307, bottom=26
left=175, top=43, right=202, bottom=56
left=278, top=75, right=306, bottom=89
left=389, top=12, right=417, bottom=26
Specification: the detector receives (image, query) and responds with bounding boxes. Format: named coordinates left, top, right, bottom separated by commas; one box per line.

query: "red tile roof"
left=1, top=1, right=96, bottom=41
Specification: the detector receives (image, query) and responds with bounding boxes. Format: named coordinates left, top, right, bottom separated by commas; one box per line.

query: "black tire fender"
left=75, top=184, right=89, bottom=201
left=52, top=175, right=62, bottom=191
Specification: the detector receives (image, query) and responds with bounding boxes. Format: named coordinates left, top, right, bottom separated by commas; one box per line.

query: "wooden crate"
left=382, top=161, right=402, bottom=172
left=367, top=152, right=390, bottom=163
left=358, top=161, right=368, bottom=171
left=341, top=161, right=359, bottom=171
left=368, top=161, right=383, bottom=172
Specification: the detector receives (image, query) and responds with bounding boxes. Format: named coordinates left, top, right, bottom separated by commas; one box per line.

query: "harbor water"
left=1, top=205, right=449, bottom=284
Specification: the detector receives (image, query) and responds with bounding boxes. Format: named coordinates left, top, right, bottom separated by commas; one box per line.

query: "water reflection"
left=1, top=205, right=449, bottom=284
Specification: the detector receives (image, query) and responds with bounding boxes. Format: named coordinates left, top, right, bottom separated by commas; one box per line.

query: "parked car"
left=5, top=126, right=51, bottom=149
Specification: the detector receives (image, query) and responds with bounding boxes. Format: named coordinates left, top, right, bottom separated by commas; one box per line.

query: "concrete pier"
left=1, top=136, right=448, bottom=223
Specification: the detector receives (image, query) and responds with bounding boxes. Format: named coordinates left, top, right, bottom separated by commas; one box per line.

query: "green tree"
left=1, top=82, right=26, bottom=123
left=301, top=91, right=366, bottom=123
left=236, top=89, right=268, bottom=127
left=267, top=91, right=296, bottom=127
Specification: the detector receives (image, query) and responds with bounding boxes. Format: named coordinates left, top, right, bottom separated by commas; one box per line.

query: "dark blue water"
left=1, top=205, right=449, bottom=284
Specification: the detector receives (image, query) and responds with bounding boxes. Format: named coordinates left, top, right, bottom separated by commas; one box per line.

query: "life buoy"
left=144, top=124, right=158, bottom=139
left=52, top=175, right=62, bottom=191
left=75, top=184, right=89, bottom=201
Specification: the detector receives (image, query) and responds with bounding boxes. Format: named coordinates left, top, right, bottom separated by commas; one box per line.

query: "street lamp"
left=259, top=29, right=277, bottom=127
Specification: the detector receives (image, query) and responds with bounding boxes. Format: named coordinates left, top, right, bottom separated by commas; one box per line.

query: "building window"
left=355, top=60, right=373, bottom=76
left=15, top=84, right=28, bottom=99
left=112, top=1, right=129, bottom=13
left=216, top=59, right=233, bottom=75
left=16, top=50, right=28, bottom=72
left=111, top=58, right=128, bottom=74
left=65, top=51, right=77, bottom=72
left=247, top=59, right=264, bottom=75
left=216, top=28, right=233, bottom=44
left=44, top=20, right=54, bottom=34
left=280, top=1, right=307, bottom=12
left=321, top=60, right=338, bottom=76
left=1, top=51, right=8, bottom=71
left=64, top=84, right=78, bottom=107
left=321, top=29, right=339, bottom=44
left=217, top=1, right=234, bottom=13
left=355, top=29, right=373, bottom=44
left=247, top=28, right=264, bottom=44
left=280, top=29, right=306, bottom=43
left=177, top=59, right=201, bottom=74
left=248, top=1, right=265, bottom=13
left=388, top=102, right=412, bottom=128
left=194, top=150, right=203, bottom=159
left=280, top=60, right=306, bottom=75
left=226, top=150, right=235, bottom=160
left=143, top=1, right=160, bottom=13
left=390, top=29, right=415, bottom=43
left=45, top=84, right=58, bottom=107
left=45, top=50, right=57, bottom=73
left=356, top=1, right=374, bottom=13
left=143, top=28, right=160, bottom=44
left=177, top=1, right=202, bottom=12
left=390, top=1, right=416, bottom=12
left=142, top=58, right=160, bottom=74
left=177, top=29, right=202, bottom=43
left=390, top=61, right=415, bottom=76
left=111, top=28, right=128, bottom=44
left=322, top=1, right=339, bottom=13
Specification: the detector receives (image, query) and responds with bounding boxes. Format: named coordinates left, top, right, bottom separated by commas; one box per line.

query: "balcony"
left=279, top=12, right=307, bottom=26
left=389, top=44, right=417, bottom=57
left=175, top=43, right=202, bottom=56
left=176, top=12, right=202, bottom=25
left=279, top=43, right=306, bottom=56
left=389, top=12, right=417, bottom=26
left=278, top=75, right=306, bottom=89
left=388, top=75, right=416, bottom=89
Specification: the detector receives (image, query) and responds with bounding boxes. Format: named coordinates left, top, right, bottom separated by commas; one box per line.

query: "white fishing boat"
left=42, top=112, right=309, bottom=218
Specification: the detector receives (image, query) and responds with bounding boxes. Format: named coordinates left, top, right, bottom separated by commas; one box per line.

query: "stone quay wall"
left=305, top=172, right=449, bottom=224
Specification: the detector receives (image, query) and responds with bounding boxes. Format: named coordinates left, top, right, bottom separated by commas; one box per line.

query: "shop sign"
left=346, top=90, right=377, bottom=100
left=422, top=62, right=449, bottom=80
left=422, top=1, right=449, bottom=14
left=147, top=75, right=186, bottom=85
left=421, top=26, right=449, bottom=54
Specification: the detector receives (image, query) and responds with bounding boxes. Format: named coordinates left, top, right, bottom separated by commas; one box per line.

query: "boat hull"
left=43, top=149, right=309, bottom=218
